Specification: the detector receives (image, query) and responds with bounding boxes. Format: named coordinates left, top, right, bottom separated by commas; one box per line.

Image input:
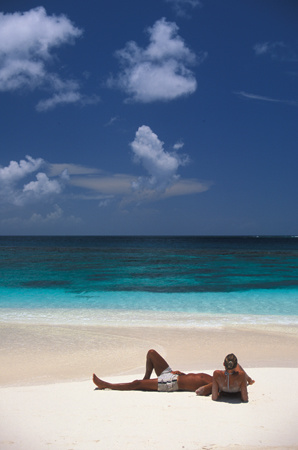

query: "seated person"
left=93, top=349, right=213, bottom=393
left=210, top=353, right=255, bottom=402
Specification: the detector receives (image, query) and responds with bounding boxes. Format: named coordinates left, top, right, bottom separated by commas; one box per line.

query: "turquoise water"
left=1, top=236, right=298, bottom=326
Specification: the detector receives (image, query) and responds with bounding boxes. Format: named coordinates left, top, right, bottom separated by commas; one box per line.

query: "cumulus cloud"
left=0, top=7, right=98, bottom=110
left=165, top=0, right=202, bottom=17
left=0, top=155, right=44, bottom=183
left=0, top=144, right=209, bottom=213
left=5, top=147, right=208, bottom=208
left=109, top=18, right=206, bottom=102
left=23, top=172, right=63, bottom=196
left=67, top=127, right=210, bottom=203
left=30, top=204, right=64, bottom=223
left=130, top=125, right=189, bottom=192
left=0, top=155, right=67, bottom=206
left=27, top=204, right=80, bottom=224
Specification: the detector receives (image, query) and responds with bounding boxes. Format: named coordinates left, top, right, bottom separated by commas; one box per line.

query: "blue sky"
left=0, top=0, right=297, bottom=235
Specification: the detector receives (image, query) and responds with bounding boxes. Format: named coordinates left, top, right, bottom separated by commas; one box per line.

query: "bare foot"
left=93, top=374, right=109, bottom=389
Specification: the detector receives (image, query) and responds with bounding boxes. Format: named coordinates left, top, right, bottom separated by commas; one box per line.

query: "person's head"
left=224, top=353, right=238, bottom=371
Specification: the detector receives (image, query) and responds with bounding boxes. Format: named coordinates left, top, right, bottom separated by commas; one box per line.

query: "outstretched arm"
left=172, top=370, right=186, bottom=376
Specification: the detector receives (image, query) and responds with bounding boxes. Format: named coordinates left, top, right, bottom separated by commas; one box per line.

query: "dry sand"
left=1, top=322, right=298, bottom=449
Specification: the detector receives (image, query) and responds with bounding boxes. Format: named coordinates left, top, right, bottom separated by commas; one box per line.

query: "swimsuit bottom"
left=157, top=367, right=179, bottom=392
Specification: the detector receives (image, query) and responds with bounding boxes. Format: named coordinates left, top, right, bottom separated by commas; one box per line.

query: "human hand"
left=171, top=370, right=185, bottom=376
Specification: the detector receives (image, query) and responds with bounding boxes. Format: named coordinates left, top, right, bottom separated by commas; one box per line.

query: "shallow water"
left=1, top=236, right=298, bottom=326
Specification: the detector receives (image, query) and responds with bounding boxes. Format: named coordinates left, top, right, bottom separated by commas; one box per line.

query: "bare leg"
left=143, top=349, right=170, bottom=379
left=93, top=374, right=158, bottom=391
left=196, top=382, right=213, bottom=396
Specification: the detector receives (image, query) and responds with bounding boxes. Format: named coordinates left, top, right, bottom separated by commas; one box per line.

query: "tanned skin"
left=93, top=349, right=212, bottom=392
left=93, top=349, right=254, bottom=401
left=210, top=362, right=255, bottom=402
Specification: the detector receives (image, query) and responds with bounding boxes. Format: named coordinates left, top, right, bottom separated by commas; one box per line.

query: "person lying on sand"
left=93, top=349, right=213, bottom=393
left=208, top=353, right=255, bottom=402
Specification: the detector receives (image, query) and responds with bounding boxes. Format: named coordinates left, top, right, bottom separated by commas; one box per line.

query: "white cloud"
left=0, top=8, right=98, bottom=110
left=130, top=125, right=189, bottom=192
left=254, top=42, right=271, bottom=56
left=70, top=170, right=209, bottom=201
left=36, top=90, right=100, bottom=112
left=104, top=116, right=119, bottom=127
left=23, top=172, right=63, bottom=196
left=98, top=199, right=112, bottom=208
left=109, top=18, right=205, bottom=102
left=162, top=178, right=210, bottom=198
left=70, top=174, right=132, bottom=195
left=36, top=91, right=81, bottom=112
left=173, top=141, right=184, bottom=150
left=68, top=161, right=209, bottom=204
left=0, top=7, right=81, bottom=57
left=0, top=155, right=44, bottom=183
left=27, top=204, right=80, bottom=225
left=0, top=205, right=82, bottom=230
left=0, top=145, right=210, bottom=215
left=48, top=163, right=102, bottom=177
left=0, top=155, right=67, bottom=206
left=30, top=204, right=64, bottom=223
left=165, top=0, right=202, bottom=17
left=235, top=91, right=298, bottom=107
left=253, top=41, right=298, bottom=62
left=64, top=127, right=210, bottom=203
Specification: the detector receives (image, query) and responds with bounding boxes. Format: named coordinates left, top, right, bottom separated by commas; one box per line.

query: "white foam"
left=1, top=307, right=298, bottom=329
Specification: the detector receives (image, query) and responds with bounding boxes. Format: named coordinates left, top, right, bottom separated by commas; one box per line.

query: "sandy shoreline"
left=1, top=322, right=298, bottom=386
left=1, top=322, right=298, bottom=449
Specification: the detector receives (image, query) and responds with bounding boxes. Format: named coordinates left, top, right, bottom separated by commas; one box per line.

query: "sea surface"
left=0, top=236, right=298, bottom=328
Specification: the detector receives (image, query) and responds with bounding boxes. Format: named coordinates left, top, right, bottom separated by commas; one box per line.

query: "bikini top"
left=225, top=370, right=236, bottom=392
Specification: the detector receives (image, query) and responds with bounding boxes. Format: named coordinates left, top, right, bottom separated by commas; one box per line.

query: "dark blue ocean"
left=0, top=236, right=298, bottom=327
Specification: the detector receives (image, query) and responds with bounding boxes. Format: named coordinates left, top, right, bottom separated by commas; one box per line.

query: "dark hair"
left=224, top=353, right=238, bottom=370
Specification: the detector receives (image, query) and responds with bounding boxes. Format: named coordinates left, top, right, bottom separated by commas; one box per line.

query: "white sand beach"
left=1, top=323, right=298, bottom=449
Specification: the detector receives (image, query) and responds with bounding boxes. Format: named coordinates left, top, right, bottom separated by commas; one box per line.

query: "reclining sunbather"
left=93, top=349, right=213, bottom=393
left=93, top=349, right=254, bottom=401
